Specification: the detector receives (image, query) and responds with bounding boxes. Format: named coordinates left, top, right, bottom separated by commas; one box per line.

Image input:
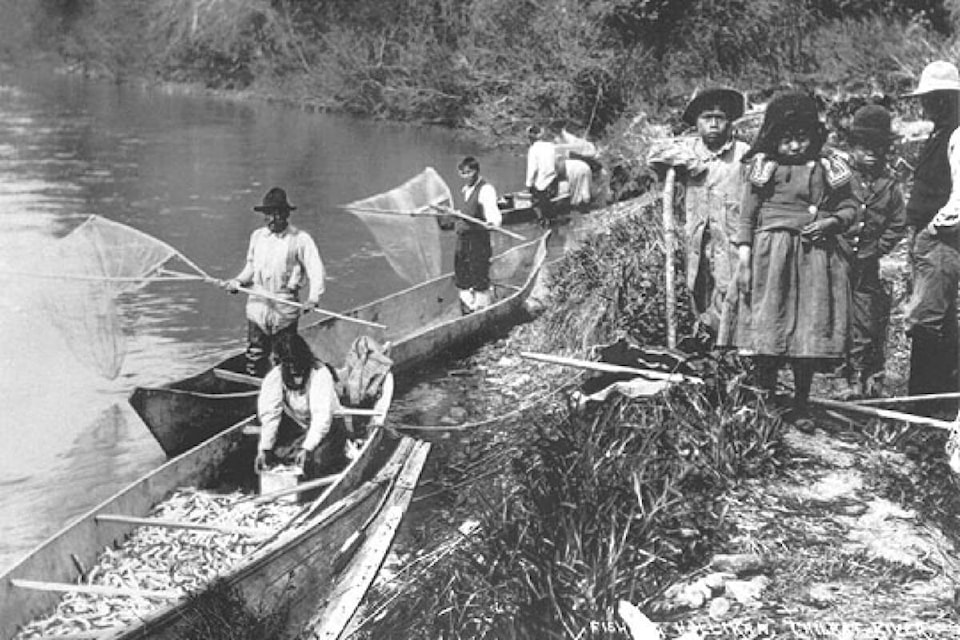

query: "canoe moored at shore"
left=130, top=232, right=549, bottom=458
left=1, top=378, right=432, bottom=640
left=497, top=190, right=571, bottom=225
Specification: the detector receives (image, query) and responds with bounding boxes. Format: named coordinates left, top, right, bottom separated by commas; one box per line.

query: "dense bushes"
left=7, top=0, right=959, bottom=144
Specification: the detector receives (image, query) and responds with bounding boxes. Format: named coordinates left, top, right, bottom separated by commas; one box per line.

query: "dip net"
left=38, top=216, right=212, bottom=379
left=341, top=167, right=450, bottom=285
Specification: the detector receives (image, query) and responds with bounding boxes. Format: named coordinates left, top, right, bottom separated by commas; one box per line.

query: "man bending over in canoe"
left=255, top=333, right=345, bottom=477
left=456, top=156, right=502, bottom=314
left=224, top=187, right=325, bottom=377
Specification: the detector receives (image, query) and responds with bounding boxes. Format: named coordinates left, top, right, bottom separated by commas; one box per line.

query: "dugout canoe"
left=497, top=190, right=571, bottom=225
left=1, top=380, right=432, bottom=640
left=130, top=232, right=549, bottom=458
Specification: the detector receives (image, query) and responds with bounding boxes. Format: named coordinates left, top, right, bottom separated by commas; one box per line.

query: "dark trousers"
left=531, top=178, right=559, bottom=223
left=848, top=258, right=890, bottom=378
left=272, top=414, right=348, bottom=478
left=246, top=320, right=299, bottom=377
left=906, top=230, right=960, bottom=416
left=454, top=231, right=492, bottom=291
left=908, top=326, right=958, bottom=418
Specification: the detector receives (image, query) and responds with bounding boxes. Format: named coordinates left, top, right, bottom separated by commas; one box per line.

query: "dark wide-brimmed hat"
left=848, top=104, right=896, bottom=146
left=681, top=86, right=746, bottom=126
left=253, top=187, right=297, bottom=213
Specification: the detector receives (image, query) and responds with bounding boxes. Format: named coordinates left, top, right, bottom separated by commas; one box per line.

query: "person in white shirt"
left=254, top=333, right=343, bottom=476
left=224, top=187, right=325, bottom=376
left=525, top=125, right=559, bottom=225
left=455, top=156, right=502, bottom=313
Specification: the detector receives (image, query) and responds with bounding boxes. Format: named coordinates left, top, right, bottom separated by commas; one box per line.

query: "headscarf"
left=744, top=91, right=826, bottom=164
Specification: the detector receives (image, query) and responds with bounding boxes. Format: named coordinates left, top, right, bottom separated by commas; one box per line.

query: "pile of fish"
left=14, top=488, right=302, bottom=639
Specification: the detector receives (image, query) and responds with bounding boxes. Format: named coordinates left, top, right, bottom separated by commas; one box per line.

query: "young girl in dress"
left=733, top=91, right=859, bottom=425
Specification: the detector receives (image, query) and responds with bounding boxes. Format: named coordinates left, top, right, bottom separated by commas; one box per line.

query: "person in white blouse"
left=455, top=156, right=502, bottom=313
left=525, top=125, right=559, bottom=225
left=254, top=333, right=343, bottom=476
left=224, top=187, right=326, bottom=376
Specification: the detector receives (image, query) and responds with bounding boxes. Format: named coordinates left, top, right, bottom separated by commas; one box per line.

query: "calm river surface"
left=0, top=67, right=585, bottom=571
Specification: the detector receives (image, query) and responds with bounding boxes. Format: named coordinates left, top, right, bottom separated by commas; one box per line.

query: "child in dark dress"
left=733, top=92, right=860, bottom=428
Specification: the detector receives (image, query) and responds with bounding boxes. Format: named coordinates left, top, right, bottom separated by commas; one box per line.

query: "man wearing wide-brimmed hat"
left=224, top=187, right=325, bottom=377
left=837, top=104, right=907, bottom=399
left=902, top=60, right=960, bottom=417
left=679, top=86, right=749, bottom=344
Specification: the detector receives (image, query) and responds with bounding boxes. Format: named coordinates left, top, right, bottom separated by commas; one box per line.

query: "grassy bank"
left=342, top=198, right=960, bottom=639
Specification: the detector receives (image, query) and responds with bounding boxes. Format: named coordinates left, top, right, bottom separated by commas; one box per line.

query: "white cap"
left=907, top=60, right=960, bottom=96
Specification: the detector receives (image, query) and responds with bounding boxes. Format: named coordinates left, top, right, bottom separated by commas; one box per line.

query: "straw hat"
left=906, top=60, right=960, bottom=96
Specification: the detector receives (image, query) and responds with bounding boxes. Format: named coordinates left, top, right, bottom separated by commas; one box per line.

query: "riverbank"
left=343, top=197, right=960, bottom=639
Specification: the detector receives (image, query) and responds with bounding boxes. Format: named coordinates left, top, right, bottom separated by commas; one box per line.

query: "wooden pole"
left=244, top=472, right=342, bottom=504
left=11, top=578, right=180, bottom=600
left=340, top=204, right=526, bottom=241
left=95, top=514, right=270, bottom=537
left=808, top=396, right=956, bottom=431
left=519, top=351, right=701, bottom=384
left=852, top=391, right=960, bottom=406
left=161, top=269, right=387, bottom=330
left=662, top=167, right=677, bottom=349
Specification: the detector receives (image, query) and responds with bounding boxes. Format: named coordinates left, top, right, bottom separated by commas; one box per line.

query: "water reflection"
left=0, top=67, right=541, bottom=571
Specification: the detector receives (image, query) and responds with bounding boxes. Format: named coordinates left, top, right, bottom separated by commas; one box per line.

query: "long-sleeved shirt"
left=846, top=165, right=907, bottom=261
left=235, top=224, right=325, bottom=332
left=526, top=140, right=558, bottom=191
left=461, top=180, right=501, bottom=227
left=257, top=365, right=340, bottom=452
left=735, top=154, right=858, bottom=246
left=922, top=126, right=960, bottom=232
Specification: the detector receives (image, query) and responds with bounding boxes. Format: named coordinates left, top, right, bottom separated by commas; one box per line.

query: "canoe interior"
left=131, top=233, right=548, bottom=458
left=0, top=397, right=402, bottom=640
left=498, top=191, right=571, bottom=225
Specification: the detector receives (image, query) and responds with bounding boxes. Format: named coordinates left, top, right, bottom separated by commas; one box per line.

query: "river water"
left=0, top=67, right=588, bottom=572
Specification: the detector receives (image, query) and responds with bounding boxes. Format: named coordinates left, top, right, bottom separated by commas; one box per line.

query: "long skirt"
left=734, top=229, right=849, bottom=361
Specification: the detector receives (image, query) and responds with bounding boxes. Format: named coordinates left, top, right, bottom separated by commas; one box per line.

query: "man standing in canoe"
left=224, top=187, right=326, bottom=376
left=255, top=333, right=343, bottom=476
left=455, top=156, right=502, bottom=314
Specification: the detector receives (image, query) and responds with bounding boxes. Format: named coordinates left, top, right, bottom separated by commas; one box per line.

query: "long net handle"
left=340, top=203, right=526, bottom=241
left=163, top=269, right=386, bottom=330
left=427, top=204, right=527, bottom=240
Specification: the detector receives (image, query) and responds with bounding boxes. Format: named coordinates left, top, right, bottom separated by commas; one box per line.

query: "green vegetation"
left=7, top=1, right=960, bottom=144
left=352, top=201, right=784, bottom=639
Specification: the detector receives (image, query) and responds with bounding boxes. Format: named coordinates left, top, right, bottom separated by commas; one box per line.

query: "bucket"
left=259, top=465, right=304, bottom=503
